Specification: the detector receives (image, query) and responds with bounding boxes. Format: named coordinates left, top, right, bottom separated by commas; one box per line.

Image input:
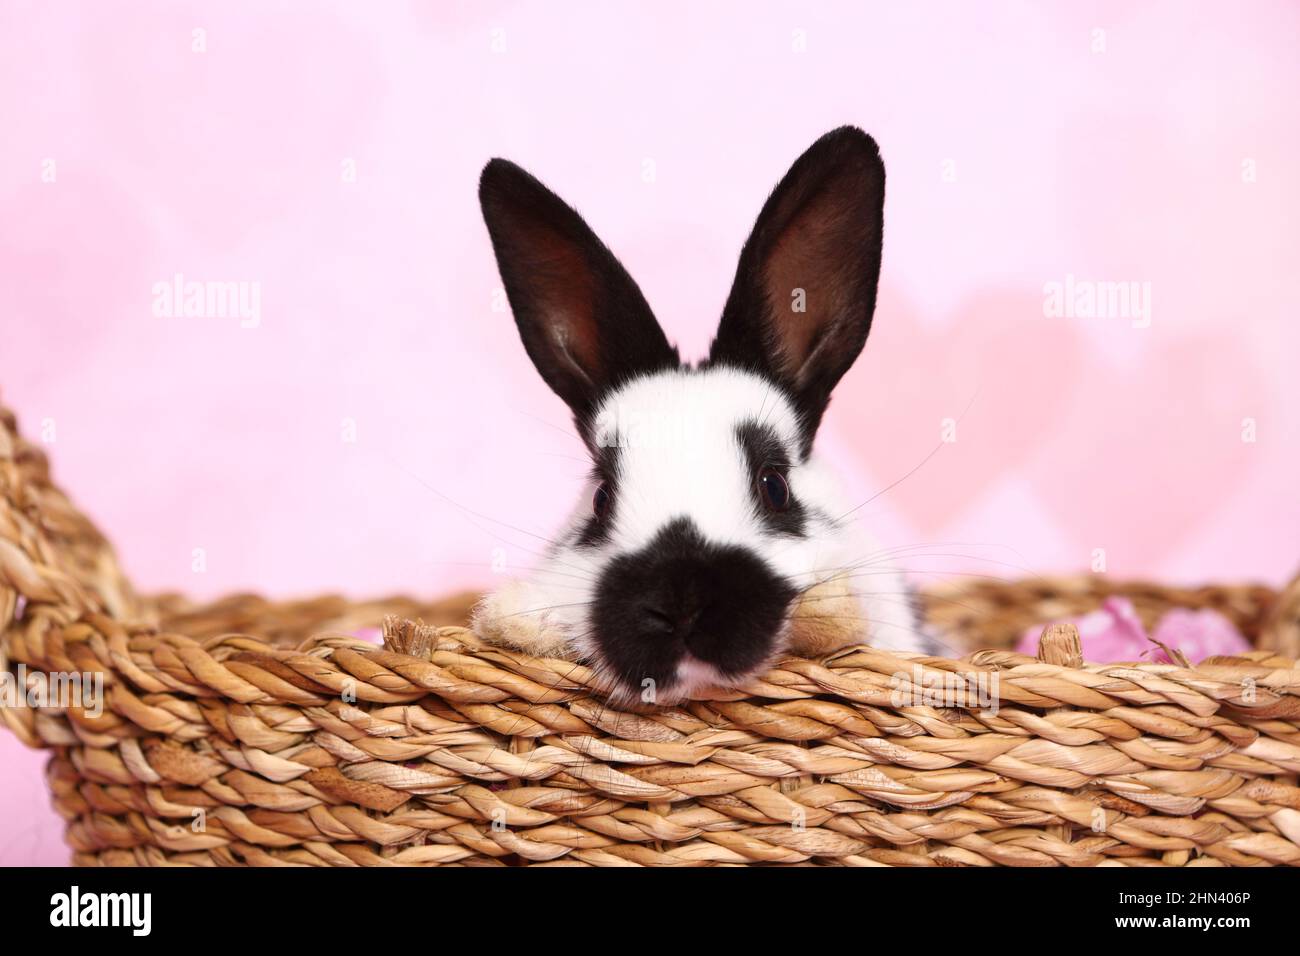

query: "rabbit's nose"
left=591, top=516, right=795, bottom=694
left=642, top=598, right=704, bottom=635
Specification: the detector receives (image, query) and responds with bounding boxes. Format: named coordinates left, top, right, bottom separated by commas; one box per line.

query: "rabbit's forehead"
left=591, top=367, right=805, bottom=550
left=593, top=366, right=801, bottom=452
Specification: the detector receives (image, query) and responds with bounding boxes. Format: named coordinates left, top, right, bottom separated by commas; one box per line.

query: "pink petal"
left=1151, top=608, right=1251, bottom=662
left=1015, top=596, right=1251, bottom=664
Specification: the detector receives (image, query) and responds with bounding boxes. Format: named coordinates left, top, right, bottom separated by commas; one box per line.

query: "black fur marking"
left=574, top=442, right=621, bottom=548
left=735, top=420, right=807, bottom=537
left=590, top=517, right=796, bottom=692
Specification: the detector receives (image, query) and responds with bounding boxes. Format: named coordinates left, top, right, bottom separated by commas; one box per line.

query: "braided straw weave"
left=2, top=403, right=1299, bottom=867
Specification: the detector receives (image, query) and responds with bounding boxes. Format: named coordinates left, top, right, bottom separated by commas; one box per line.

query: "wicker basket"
left=2, top=403, right=1299, bottom=867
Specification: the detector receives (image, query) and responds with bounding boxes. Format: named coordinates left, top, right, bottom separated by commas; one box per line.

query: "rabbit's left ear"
left=709, top=126, right=885, bottom=450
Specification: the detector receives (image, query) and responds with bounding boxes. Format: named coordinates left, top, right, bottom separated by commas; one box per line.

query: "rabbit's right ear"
left=479, top=160, right=678, bottom=429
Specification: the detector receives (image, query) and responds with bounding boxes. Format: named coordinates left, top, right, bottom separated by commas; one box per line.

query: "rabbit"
left=472, top=126, right=940, bottom=704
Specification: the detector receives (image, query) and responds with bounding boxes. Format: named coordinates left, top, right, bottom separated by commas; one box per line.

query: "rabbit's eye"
left=758, top=467, right=790, bottom=512
left=593, top=482, right=612, bottom=520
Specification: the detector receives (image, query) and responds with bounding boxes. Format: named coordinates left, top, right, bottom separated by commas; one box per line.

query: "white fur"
left=475, top=365, right=925, bottom=695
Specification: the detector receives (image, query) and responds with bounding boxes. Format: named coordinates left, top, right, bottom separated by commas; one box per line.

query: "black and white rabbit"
left=474, top=126, right=938, bottom=703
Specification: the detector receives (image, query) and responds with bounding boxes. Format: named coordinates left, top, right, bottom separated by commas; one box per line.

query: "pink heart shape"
left=825, top=286, right=1085, bottom=536
left=1028, top=333, right=1264, bottom=571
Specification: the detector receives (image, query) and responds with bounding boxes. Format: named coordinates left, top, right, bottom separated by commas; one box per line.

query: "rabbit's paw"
left=471, top=579, right=577, bottom=657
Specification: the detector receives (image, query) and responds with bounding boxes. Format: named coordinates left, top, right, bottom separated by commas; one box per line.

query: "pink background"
left=2, top=1, right=1297, bottom=864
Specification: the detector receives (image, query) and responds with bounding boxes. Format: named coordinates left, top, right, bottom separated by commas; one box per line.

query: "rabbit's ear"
left=709, top=127, right=885, bottom=447
left=480, top=159, right=678, bottom=426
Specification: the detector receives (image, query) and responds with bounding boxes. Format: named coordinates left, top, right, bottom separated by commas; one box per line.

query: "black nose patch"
left=590, top=517, right=797, bottom=695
